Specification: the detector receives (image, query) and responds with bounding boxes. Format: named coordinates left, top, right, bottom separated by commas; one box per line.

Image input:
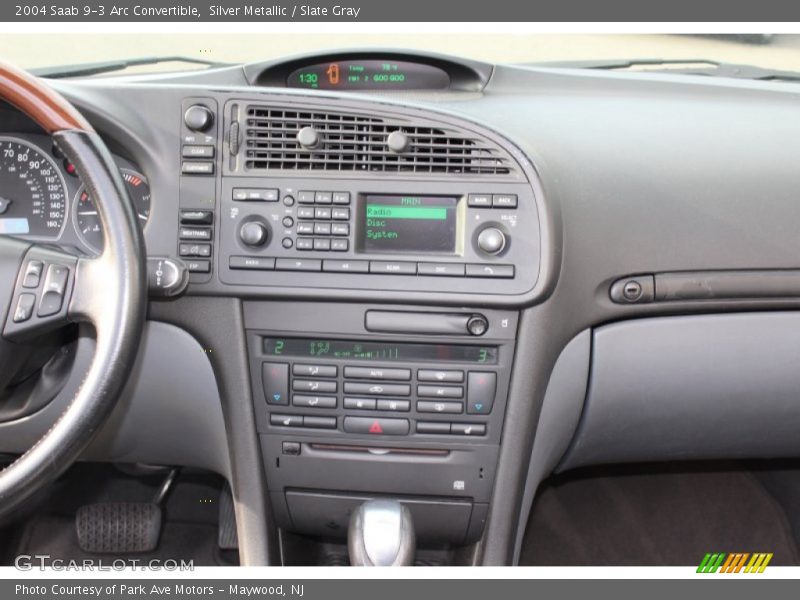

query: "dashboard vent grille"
left=241, top=105, right=518, bottom=177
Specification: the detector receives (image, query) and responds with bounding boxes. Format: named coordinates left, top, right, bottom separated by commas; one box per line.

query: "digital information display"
left=287, top=60, right=451, bottom=91
left=263, top=338, right=498, bottom=364
left=0, top=218, right=30, bottom=235
left=361, top=195, right=460, bottom=255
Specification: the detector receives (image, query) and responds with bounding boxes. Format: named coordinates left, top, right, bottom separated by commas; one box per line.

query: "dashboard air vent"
left=240, top=105, right=518, bottom=177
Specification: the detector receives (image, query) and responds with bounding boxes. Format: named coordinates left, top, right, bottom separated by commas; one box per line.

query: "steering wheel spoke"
left=2, top=239, right=79, bottom=340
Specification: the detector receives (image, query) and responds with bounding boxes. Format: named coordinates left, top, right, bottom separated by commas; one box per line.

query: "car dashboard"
left=2, top=49, right=800, bottom=566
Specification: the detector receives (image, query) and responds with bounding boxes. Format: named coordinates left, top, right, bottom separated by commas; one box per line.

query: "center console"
left=175, top=92, right=545, bottom=556
left=245, top=302, right=517, bottom=547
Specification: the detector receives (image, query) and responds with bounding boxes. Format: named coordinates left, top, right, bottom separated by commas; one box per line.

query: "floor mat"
left=520, top=465, right=800, bottom=566
left=17, top=515, right=224, bottom=566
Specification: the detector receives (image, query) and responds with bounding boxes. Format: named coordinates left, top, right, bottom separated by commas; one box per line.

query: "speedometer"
left=0, top=137, right=68, bottom=238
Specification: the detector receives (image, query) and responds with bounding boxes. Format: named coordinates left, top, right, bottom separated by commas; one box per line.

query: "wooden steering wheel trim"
left=0, top=60, right=93, bottom=133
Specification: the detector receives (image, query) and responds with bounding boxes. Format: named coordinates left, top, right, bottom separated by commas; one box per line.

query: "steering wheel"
left=0, top=60, right=146, bottom=517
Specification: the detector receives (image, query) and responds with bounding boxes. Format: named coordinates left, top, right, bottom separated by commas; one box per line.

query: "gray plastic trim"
left=511, top=329, right=590, bottom=564
left=561, top=312, right=800, bottom=470
left=0, top=321, right=230, bottom=476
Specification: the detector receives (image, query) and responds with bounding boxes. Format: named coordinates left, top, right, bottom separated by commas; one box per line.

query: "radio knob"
left=184, top=105, right=214, bottom=132
left=239, top=221, right=269, bottom=247
left=477, top=227, right=507, bottom=255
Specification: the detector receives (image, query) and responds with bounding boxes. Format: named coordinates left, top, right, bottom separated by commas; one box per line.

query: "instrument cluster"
left=0, top=134, right=149, bottom=254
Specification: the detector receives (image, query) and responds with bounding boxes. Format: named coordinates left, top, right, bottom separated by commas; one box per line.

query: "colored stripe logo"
left=697, top=552, right=773, bottom=573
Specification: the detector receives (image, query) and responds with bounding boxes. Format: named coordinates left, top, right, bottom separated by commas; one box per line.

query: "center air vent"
left=236, top=104, right=520, bottom=178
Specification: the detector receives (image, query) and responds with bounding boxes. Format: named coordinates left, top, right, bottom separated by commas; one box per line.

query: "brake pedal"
left=76, top=503, right=162, bottom=554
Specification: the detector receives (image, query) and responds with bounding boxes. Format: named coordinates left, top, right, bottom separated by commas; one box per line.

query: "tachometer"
left=0, top=137, right=68, bottom=238
left=74, top=169, right=150, bottom=253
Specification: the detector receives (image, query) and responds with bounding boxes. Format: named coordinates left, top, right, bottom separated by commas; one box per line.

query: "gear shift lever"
left=348, top=499, right=416, bottom=566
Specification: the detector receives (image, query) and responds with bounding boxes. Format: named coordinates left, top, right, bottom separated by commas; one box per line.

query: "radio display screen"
left=263, top=337, right=498, bottom=364
left=360, top=194, right=459, bottom=255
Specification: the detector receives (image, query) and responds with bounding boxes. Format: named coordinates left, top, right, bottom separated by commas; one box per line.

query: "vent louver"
left=240, top=105, right=519, bottom=177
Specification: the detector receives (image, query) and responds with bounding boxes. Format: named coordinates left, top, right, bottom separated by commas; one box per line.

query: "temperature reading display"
left=263, top=338, right=498, bottom=364
left=361, top=194, right=459, bottom=255
left=287, top=60, right=451, bottom=91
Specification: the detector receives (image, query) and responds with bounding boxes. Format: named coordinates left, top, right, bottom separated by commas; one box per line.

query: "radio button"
left=418, top=385, right=464, bottom=399
left=323, top=259, right=367, bottom=272
left=344, top=367, right=411, bottom=381
left=417, top=422, right=452, bottom=435
left=270, top=414, right=303, bottom=427
left=229, top=256, right=275, bottom=270
left=298, top=191, right=316, bottom=204
left=232, top=188, right=278, bottom=201
left=293, top=395, right=337, bottom=408
left=417, top=400, right=463, bottom=414
left=344, top=382, right=411, bottom=397
left=282, top=238, right=294, bottom=249
left=331, top=239, right=349, bottom=252
left=343, top=417, right=409, bottom=435
left=314, top=222, right=332, bottom=235
left=314, top=207, right=332, bottom=220
left=332, top=192, right=351, bottom=205
left=451, top=423, right=486, bottom=436
left=492, top=194, right=518, bottom=208
left=418, top=370, right=465, bottom=383
left=313, top=238, right=331, bottom=251
left=418, top=263, right=465, bottom=277
left=296, top=238, right=313, bottom=251
left=331, top=223, right=350, bottom=236
left=377, top=399, right=410, bottom=412
left=315, top=191, right=333, bottom=204
left=344, top=397, right=377, bottom=410
left=293, top=364, right=337, bottom=377
left=465, top=264, right=515, bottom=278
left=467, top=193, right=492, bottom=207
left=369, top=261, right=417, bottom=275
left=297, top=222, right=314, bottom=235
left=263, top=363, right=289, bottom=405
left=293, top=379, right=337, bottom=393
left=282, top=217, right=294, bottom=228
left=275, top=258, right=322, bottom=271
left=332, top=208, right=350, bottom=220
left=304, top=416, right=337, bottom=429
left=297, top=207, right=315, bottom=220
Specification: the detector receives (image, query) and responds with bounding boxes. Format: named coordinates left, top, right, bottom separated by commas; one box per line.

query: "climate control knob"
left=477, top=227, right=507, bottom=255
left=239, top=221, right=270, bottom=247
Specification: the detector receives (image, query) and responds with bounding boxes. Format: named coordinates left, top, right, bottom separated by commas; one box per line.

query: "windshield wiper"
left=30, top=56, right=229, bottom=79
left=532, top=58, right=800, bottom=83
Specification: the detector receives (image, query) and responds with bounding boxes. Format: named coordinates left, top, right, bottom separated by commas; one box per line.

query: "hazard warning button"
left=343, top=416, right=410, bottom=436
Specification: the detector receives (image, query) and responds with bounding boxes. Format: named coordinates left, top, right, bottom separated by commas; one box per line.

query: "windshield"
left=1, top=33, right=799, bottom=75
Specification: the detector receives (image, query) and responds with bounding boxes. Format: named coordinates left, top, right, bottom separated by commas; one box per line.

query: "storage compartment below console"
left=281, top=490, right=487, bottom=546
left=263, top=435, right=497, bottom=546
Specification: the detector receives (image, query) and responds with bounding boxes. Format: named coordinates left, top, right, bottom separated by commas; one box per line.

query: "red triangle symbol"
left=369, top=421, right=383, bottom=434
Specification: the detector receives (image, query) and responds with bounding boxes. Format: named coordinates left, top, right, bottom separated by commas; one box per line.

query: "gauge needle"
left=0, top=197, right=11, bottom=214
